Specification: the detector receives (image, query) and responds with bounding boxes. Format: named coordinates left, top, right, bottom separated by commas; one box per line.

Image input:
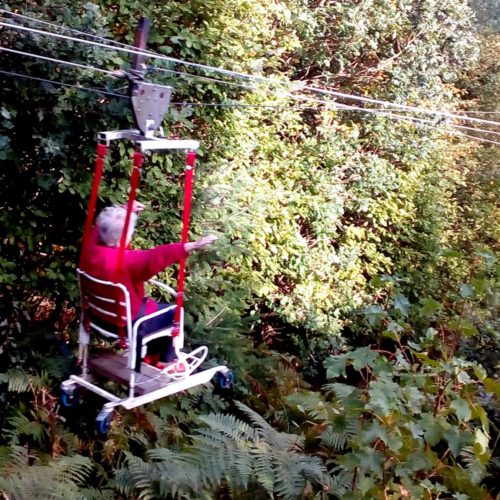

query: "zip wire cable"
left=149, top=66, right=257, bottom=91
left=3, top=46, right=499, bottom=140
left=0, top=69, right=128, bottom=98
left=0, top=9, right=141, bottom=51
left=0, top=13, right=270, bottom=91
left=2, top=18, right=500, bottom=129
left=0, top=9, right=255, bottom=91
left=332, top=101, right=500, bottom=138
left=0, top=46, right=115, bottom=75
left=1, top=49, right=499, bottom=141
left=3, top=39, right=497, bottom=137
left=300, top=83, right=500, bottom=128
left=0, top=69, right=318, bottom=110
left=2, top=68, right=500, bottom=147
left=0, top=20, right=258, bottom=82
left=1, top=41, right=499, bottom=140
left=278, top=84, right=500, bottom=139
left=333, top=100, right=500, bottom=145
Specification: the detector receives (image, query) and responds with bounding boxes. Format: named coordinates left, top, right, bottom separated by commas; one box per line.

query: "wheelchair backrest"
left=77, top=268, right=132, bottom=340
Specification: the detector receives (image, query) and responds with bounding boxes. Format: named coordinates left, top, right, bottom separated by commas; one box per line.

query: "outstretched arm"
left=126, top=235, right=218, bottom=281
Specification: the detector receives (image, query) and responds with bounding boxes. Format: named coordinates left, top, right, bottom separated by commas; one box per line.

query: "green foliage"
left=0, top=0, right=486, bottom=364
left=114, top=401, right=338, bottom=499
left=0, top=1, right=498, bottom=499
left=286, top=270, right=498, bottom=498
left=0, top=447, right=100, bottom=500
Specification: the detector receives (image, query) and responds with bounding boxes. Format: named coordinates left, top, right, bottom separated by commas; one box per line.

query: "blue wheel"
left=60, top=388, right=79, bottom=407
left=217, top=370, right=234, bottom=389
left=96, top=411, right=113, bottom=435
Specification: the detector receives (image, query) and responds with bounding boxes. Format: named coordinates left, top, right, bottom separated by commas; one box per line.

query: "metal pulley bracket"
left=131, top=82, right=173, bottom=137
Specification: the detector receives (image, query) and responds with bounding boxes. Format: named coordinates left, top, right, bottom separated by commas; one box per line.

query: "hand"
left=185, top=235, right=218, bottom=253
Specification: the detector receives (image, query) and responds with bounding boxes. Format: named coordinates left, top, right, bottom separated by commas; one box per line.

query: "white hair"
left=96, top=205, right=137, bottom=247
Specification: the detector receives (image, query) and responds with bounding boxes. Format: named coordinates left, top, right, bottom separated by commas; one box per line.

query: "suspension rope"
left=2, top=69, right=500, bottom=146
left=0, top=46, right=115, bottom=75
left=173, top=151, right=196, bottom=337
left=149, top=66, right=257, bottom=90
left=1, top=9, right=135, bottom=50
left=333, top=102, right=500, bottom=138
left=80, top=143, right=107, bottom=269
left=116, top=150, right=143, bottom=278
left=0, top=69, right=128, bottom=98
left=2, top=18, right=500, bottom=128
left=0, top=20, right=257, bottom=82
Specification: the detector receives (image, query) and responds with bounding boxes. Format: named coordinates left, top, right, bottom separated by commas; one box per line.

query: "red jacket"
left=82, top=228, right=187, bottom=318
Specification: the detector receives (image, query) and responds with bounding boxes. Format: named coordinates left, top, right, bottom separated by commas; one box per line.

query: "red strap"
left=173, top=150, right=196, bottom=336
left=116, top=149, right=143, bottom=278
left=80, top=143, right=107, bottom=269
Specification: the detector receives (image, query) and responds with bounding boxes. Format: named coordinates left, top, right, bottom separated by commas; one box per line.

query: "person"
left=81, top=201, right=216, bottom=370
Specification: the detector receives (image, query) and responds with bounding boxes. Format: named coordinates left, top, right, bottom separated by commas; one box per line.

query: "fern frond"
left=199, top=412, right=256, bottom=442
left=320, top=427, right=348, bottom=451
left=53, top=454, right=94, bottom=485
left=78, top=487, right=115, bottom=499
left=328, top=465, right=352, bottom=497
left=38, top=357, right=67, bottom=380
left=146, top=447, right=176, bottom=462
left=251, top=441, right=275, bottom=496
left=112, top=467, right=136, bottom=496
left=6, top=413, right=48, bottom=445
left=0, top=464, right=85, bottom=500
left=228, top=441, right=253, bottom=490
left=129, top=432, right=149, bottom=449
left=194, top=427, right=235, bottom=447
left=0, top=445, right=29, bottom=470
left=274, top=459, right=305, bottom=500
left=235, top=401, right=303, bottom=451
left=285, top=390, right=342, bottom=421
left=459, top=445, right=488, bottom=484
left=234, top=401, right=275, bottom=435
left=323, top=382, right=358, bottom=400
left=5, top=369, right=32, bottom=393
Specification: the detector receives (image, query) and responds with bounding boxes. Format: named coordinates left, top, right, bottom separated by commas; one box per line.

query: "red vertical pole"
left=116, top=149, right=143, bottom=278
left=80, top=142, right=107, bottom=269
left=173, top=150, right=196, bottom=337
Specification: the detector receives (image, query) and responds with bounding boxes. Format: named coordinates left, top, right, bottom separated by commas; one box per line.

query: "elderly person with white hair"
left=83, top=201, right=216, bottom=369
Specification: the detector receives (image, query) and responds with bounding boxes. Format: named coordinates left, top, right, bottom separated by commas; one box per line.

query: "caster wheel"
left=60, top=388, right=79, bottom=407
left=96, top=410, right=114, bottom=435
left=217, top=370, right=234, bottom=389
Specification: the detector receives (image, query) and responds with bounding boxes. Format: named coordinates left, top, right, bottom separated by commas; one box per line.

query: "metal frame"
left=61, top=130, right=229, bottom=413
left=98, top=129, right=199, bottom=152
left=63, top=268, right=229, bottom=409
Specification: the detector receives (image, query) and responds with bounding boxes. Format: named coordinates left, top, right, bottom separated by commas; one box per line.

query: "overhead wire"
left=333, top=101, right=500, bottom=138
left=0, top=52, right=490, bottom=139
left=0, top=46, right=115, bottom=75
left=1, top=14, right=500, bottom=146
left=1, top=46, right=499, bottom=143
left=3, top=41, right=498, bottom=140
left=0, top=68, right=318, bottom=109
left=300, top=84, right=500, bottom=128
left=149, top=66, right=257, bottom=91
left=456, top=111, right=500, bottom=115
left=1, top=12, right=258, bottom=91
left=0, top=69, right=128, bottom=99
left=0, top=19, right=258, bottom=82
left=2, top=68, right=500, bottom=147
left=0, top=9, right=144, bottom=50
left=2, top=16, right=500, bottom=129
left=274, top=85, right=500, bottom=140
